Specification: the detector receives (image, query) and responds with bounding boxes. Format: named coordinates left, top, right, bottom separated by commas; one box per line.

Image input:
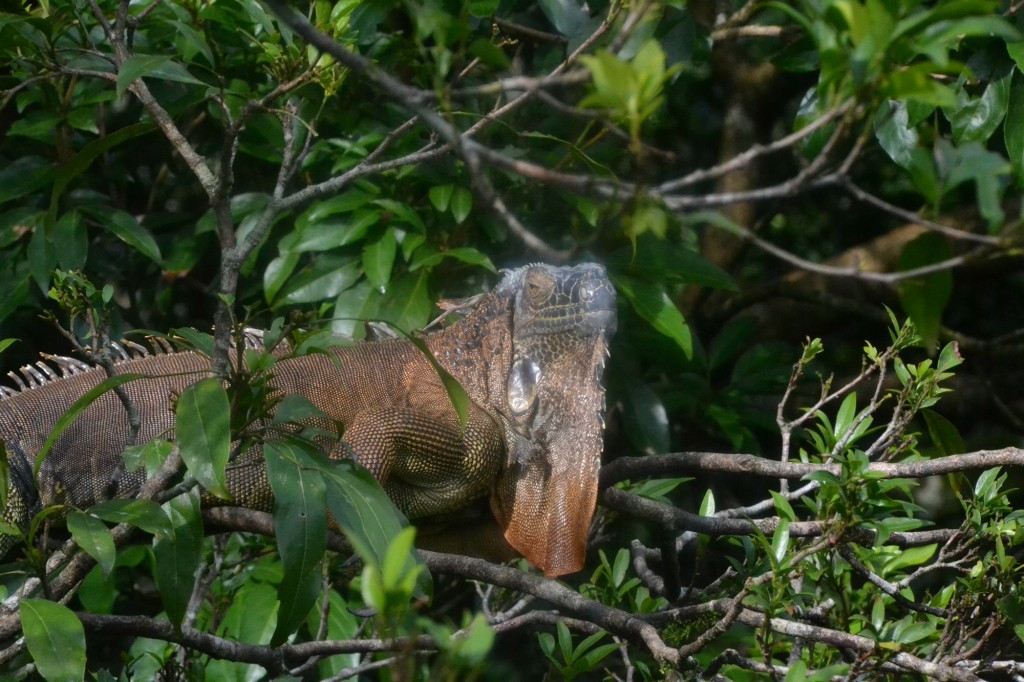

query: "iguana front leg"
left=337, top=401, right=503, bottom=520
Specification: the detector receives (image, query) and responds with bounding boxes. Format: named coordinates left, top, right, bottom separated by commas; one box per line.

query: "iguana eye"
left=507, top=356, right=542, bottom=415
left=525, top=272, right=554, bottom=303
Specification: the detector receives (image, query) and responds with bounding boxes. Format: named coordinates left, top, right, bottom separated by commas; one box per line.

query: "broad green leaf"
left=322, top=462, right=408, bottom=570
left=363, top=228, right=397, bottom=290
left=175, top=378, right=230, bottom=499
left=897, top=233, right=953, bottom=349
left=450, top=187, right=472, bottom=224
left=21, top=599, right=86, bottom=682
left=614, top=276, right=692, bottom=358
left=67, top=511, right=115, bottom=577
left=538, top=0, right=593, bottom=39
left=116, top=55, right=207, bottom=99
left=290, top=210, right=379, bottom=252
left=429, top=184, right=454, bottom=212
left=47, top=123, right=155, bottom=225
left=409, top=246, right=496, bottom=272
left=221, top=587, right=280, bottom=639
left=0, top=156, right=51, bottom=208
left=770, top=491, right=796, bottom=522
left=89, top=499, right=171, bottom=535
left=171, top=19, right=214, bottom=64
left=331, top=280, right=381, bottom=340
left=621, top=378, right=669, bottom=455
left=373, top=199, right=427, bottom=232
left=1005, top=71, right=1024, bottom=180
left=834, top=392, right=857, bottom=439
left=936, top=140, right=1010, bottom=230
left=263, top=252, right=300, bottom=303
left=78, top=565, right=116, bottom=615
left=52, top=210, right=87, bottom=271
left=874, top=100, right=918, bottom=169
left=206, top=583, right=279, bottom=682
left=884, top=543, right=937, bottom=573
left=266, top=440, right=327, bottom=645
left=277, top=255, right=361, bottom=305
left=79, top=205, right=162, bottom=264
left=295, top=190, right=376, bottom=231
left=377, top=270, right=432, bottom=332
left=27, top=225, right=55, bottom=292
left=171, top=327, right=214, bottom=358
left=122, top=438, right=175, bottom=476
left=153, top=491, right=203, bottom=629
left=948, top=68, right=1011, bottom=145
left=34, top=374, right=146, bottom=478
left=922, top=409, right=964, bottom=456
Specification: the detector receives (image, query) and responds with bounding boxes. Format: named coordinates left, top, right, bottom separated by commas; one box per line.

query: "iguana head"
left=491, top=263, right=616, bottom=576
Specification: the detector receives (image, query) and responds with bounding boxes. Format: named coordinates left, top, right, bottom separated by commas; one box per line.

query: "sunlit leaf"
left=176, top=378, right=230, bottom=499
left=21, top=599, right=86, bottom=682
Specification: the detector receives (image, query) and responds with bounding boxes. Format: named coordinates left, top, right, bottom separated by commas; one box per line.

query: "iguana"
left=0, top=263, right=616, bottom=577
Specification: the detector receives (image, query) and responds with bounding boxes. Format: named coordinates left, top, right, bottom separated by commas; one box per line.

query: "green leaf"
left=28, top=225, right=55, bottom=293
left=79, top=205, right=162, bottom=264
left=377, top=270, right=432, bottom=332
left=450, top=187, right=472, bottom=224
left=884, top=543, right=937, bottom=573
left=1005, top=71, right=1024, bottom=181
left=409, top=246, right=496, bottom=272
left=0, top=156, right=52, bottom=208
left=266, top=440, right=327, bottom=645
left=116, top=55, right=207, bottom=99
left=67, top=512, right=115, bottom=577
left=277, top=255, right=362, bottom=305
left=362, top=228, right=397, bottom=290
left=21, top=599, right=86, bottom=682
left=175, top=378, right=230, bottom=499
left=89, top=499, right=171, bottom=535
left=874, top=100, right=918, bottom=169
left=834, top=392, right=857, bottom=440
left=770, top=491, right=796, bottom=522
left=331, top=280, right=381, bottom=339
left=217, top=582, right=279, bottom=643
left=52, top=210, right=87, bottom=271
left=321, top=462, right=408, bottom=569
left=153, top=491, right=203, bottom=629
left=948, top=67, right=1011, bottom=145
left=621, top=378, right=669, bottom=455
left=772, top=519, right=791, bottom=565
left=698, top=488, right=715, bottom=516
left=33, top=374, right=146, bottom=478
left=897, top=233, right=953, bottom=349
left=290, top=210, right=379, bottom=252
left=428, top=184, right=454, bottom=212
left=48, top=123, right=155, bottom=225
left=922, top=409, right=964, bottom=456
left=614, top=276, right=692, bottom=358
left=263, top=252, right=300, bottom=303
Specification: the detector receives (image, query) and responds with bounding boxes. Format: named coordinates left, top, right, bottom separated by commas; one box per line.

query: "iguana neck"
left=424, top=281, right=516, bottom=415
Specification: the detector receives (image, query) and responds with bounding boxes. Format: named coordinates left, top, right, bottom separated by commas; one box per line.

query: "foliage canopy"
left=0, top=0, right=1023, bottom=679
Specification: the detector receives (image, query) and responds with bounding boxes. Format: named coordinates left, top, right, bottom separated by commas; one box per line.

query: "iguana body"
left=0, top=264, right=615, bottom=576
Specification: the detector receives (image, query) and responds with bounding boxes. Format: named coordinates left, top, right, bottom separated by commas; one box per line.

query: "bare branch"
left=600, top=447, right=1024, bottom=487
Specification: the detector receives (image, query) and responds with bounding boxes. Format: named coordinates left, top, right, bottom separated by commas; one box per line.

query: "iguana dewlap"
left=0, top=263, right=616, bottom=576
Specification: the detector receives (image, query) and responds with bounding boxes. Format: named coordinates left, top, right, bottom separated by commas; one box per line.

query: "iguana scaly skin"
left=0, top=263, right=615, bottom=576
